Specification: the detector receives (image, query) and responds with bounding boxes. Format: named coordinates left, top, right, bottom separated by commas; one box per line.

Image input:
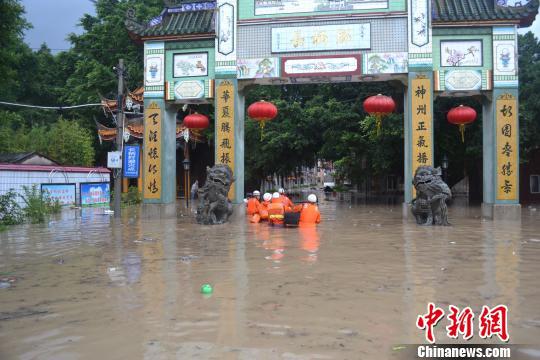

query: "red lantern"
left=447, top=105, right=477, bottom=143
left=363, top=94, right=396, bottom=135
left=247, top=100, right=278, bottom=139
left=183, top=112, right=209, bottom=129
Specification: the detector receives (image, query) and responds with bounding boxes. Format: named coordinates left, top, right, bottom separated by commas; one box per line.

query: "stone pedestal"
left=142, top=203, right=178, bottom=220
left=482, top=203, right=521, bottom=221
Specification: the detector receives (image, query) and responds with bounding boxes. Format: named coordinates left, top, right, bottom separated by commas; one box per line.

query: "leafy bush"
left=20, top=185, right=50, bottom=224
left=0, top=191, right=24, bottom=225
left=122, top=186, right=142, bottom=206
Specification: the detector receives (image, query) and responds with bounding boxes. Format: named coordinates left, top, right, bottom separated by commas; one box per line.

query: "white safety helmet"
left=272, top=192, right=280, bottom=199
left=263, top=193, right=272, bottom=202
left=279, top=188, right=285, bottom=194
left=253, top=190, right=261, bottom=196
left=308, top=194, right=317, bottom=203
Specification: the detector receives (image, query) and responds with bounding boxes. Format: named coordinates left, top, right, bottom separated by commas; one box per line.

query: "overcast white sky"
left=21, top=0, right=540, bottom=52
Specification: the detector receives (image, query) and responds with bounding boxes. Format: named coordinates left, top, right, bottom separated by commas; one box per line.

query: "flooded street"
left=1, top=200, right=540, bottom=359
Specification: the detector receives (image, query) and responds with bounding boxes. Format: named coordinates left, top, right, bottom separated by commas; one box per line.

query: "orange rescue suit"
left=280, top=195, right=294, bottom=211
left=246, top=198, right=261, bottom=216
left=299, top=203, right=321, bottom=226
left=250, top=200, right=270, bottom=223
left=268, top=199, right=285, bottom=225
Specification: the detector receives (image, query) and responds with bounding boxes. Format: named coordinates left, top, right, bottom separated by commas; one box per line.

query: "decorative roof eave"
left=140, top=33, right=215, bottom=42
left=433, top=19, right=522, bottom=27
left=125, top=5, right=216, bottom=43
left=432, top=0, right=538, bottom=28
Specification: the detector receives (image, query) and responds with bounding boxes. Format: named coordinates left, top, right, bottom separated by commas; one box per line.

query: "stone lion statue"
left=196, top=164, right=235, bottom=225
left=411, top=166, right=452, bottom=226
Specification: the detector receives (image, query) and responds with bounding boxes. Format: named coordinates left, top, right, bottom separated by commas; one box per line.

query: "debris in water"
left=180, top=255, right=198, bottom=263
left=200, top=284, right=213, bottom=294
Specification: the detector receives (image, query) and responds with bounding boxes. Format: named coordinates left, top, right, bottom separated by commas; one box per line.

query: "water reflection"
left=0, top=202, right=539, bottom=359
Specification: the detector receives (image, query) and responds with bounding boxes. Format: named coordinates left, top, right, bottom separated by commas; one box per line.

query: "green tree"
left=45, top=118, right=95, bottom=166
left=0, top=0, right=31, bottom=101
left=518, top=32, right=540, bottom=158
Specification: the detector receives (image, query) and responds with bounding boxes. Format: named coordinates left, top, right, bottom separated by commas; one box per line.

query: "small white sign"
left=108, top=151, right=122, bottom=169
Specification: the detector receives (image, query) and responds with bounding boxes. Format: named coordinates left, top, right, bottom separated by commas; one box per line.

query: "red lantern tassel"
left=376, top=114, right=382, bottom=136
left=259, top=121, right=266, bottom=141
left=459, top=124, right=466, bottom=143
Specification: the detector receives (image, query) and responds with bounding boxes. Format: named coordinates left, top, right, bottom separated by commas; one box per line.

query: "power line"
left=0, top=101, right=102, bottom=110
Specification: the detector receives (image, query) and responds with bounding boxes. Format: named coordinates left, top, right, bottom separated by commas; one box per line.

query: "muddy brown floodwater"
left=0, top=199, right=539, bottom=360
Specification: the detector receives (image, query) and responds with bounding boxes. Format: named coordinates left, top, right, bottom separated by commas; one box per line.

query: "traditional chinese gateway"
left=125, top=0, right=538, bottom=220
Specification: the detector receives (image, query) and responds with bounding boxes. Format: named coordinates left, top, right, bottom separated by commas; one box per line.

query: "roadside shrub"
left=20, top=185, right=50, bottom=224
left=0, top=191, right=24, bottom=226
left=121, top=186, right=142, bottom=206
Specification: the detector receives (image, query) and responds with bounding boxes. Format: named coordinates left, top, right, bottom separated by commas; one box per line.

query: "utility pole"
left=114, top=59, right=124, bottom=219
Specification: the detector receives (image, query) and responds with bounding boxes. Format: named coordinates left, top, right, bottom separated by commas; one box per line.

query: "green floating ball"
left=200, top=284, right=213, bottom=294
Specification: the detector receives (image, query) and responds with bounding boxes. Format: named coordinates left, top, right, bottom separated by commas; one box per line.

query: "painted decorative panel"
left=272, top=24, right=370, bottom=53
left=440, top=40, right=482, bottom=67
left=494, top=41, right=516, bottom=75
left=173, top=53, right=208, bottom=78
left=218, top=3, right=235, bottom=56
left=496, top=93, right=518, bottom=201
left=174, top=80, right=206, bottom=99
left=408, top=0, right=432, bottom=69
left=444, top=70, right=482, bottom=91
left=237, top=58, right=280, bottom=79
left=216, top=0, right=237, bottom=75
left=282, top=55, right=361, bottom=77
left=410, top=0, right=429, bottom=47
left=363, top=52, right=408, bottom=74
left=144, top=42, right=165, bottom=97
left=496, top=0, right=531, bottom=7
left=255, top=0, right=388, bottom=16
left=145, top=54, right=164, bottom=85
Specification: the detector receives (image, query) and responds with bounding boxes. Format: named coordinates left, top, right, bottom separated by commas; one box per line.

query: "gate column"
left=482, top=26, right=521, bottom=220
left=405, top=0, right=435, bottom=209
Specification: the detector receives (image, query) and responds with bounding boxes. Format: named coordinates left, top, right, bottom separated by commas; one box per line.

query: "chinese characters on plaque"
left=144, top=102, right=162, bottom=199
left=216, top=80, right=235, bottom=200
left=411, top=76, right=433, bottom=193
left=496, top=94, right=518, bottom=200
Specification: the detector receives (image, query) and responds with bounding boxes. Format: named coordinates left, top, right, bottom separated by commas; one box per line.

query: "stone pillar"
left=215, top=79, right=244, bottom=204
left=140, top=40, right=176, bottom=217
left=405, top=0, right=434, bottom=212
left=481, top=89, right=521, bottom=220
left=142, top=98, right=177, bottom=218
left=405, top=72, right=435, bottom=204
left=482, top=26, right=521, bottom=220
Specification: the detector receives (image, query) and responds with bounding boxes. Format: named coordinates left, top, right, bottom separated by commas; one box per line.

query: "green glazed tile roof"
left=126, top=5, right=215, bottom=39
left=433, top=0, right=539, bottom=26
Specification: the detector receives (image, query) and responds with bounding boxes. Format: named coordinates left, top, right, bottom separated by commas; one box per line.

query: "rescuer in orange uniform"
left=259, top=192, right=272, bottom=220
left=246, top=190, right=261, bottom=216
left=278, top=188, right=294, bottom=211
left=250, top=192, right=272, bottom=223
left=268, top=192, right=286, bottom=225
left=299, top=194, right=321, bottom=226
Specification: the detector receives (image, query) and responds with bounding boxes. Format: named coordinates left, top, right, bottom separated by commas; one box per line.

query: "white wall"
left=0, top=170, right=111, bottom=206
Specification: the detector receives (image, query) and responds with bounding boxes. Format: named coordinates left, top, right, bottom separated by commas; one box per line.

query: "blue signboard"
left=80, top=182, right=110, bottom=206
left=123, top=145, right=140, bottom=178
left=41, top=183, right=76, bottom=206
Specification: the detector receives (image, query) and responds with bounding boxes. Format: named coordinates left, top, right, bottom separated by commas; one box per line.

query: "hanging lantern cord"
left=459, top=124, right=466, bottom=143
